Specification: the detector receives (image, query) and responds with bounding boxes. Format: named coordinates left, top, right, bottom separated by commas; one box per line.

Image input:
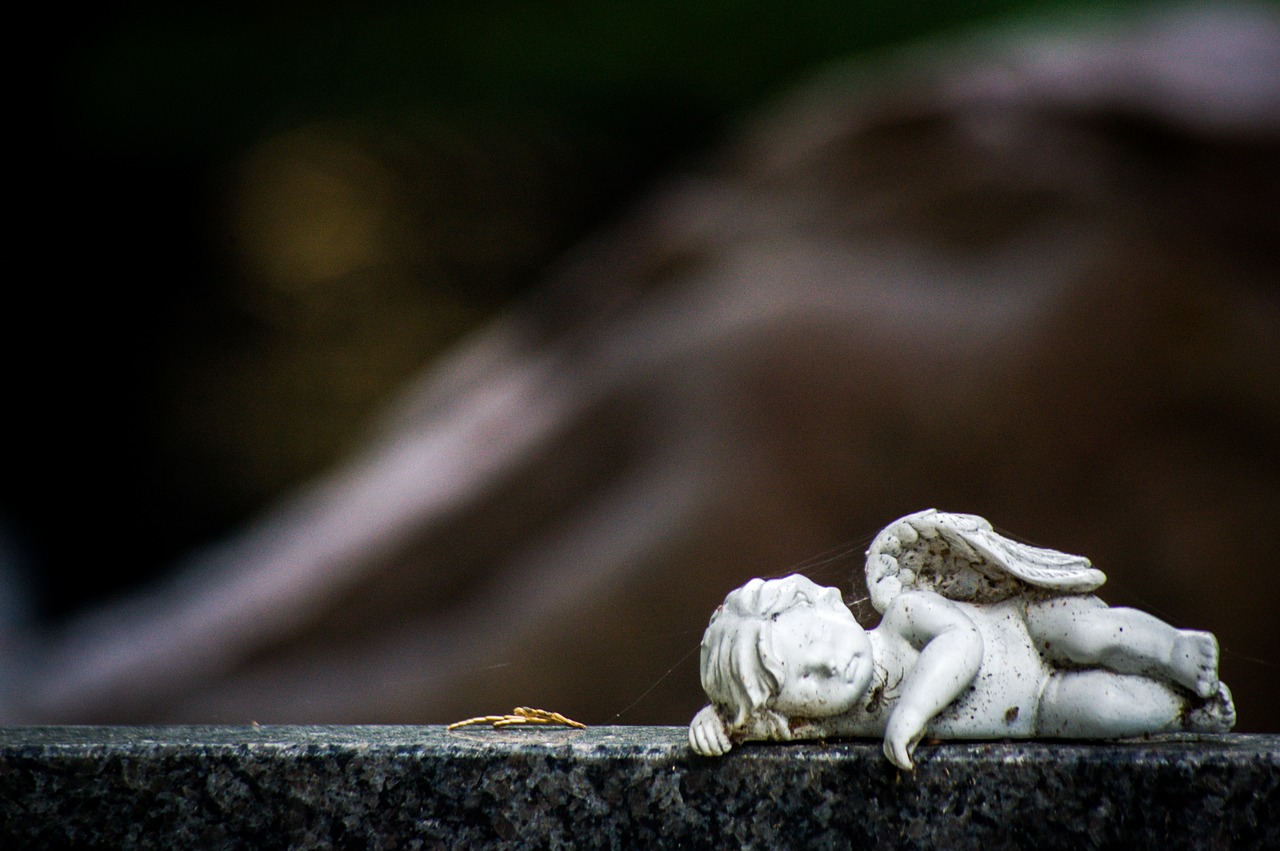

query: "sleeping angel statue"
left=688, top=509, right=1235, bottom=769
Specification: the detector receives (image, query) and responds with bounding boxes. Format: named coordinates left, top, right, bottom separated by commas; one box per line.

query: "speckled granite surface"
left=2, top=726, right=1276, bottom=849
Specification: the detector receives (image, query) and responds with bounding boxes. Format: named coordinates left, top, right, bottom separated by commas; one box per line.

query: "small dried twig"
left=447, top=706, right=586, bottom=731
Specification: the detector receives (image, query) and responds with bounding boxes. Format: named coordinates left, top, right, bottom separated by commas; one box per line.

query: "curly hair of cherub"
left=699, top=575, right=843, bottom=728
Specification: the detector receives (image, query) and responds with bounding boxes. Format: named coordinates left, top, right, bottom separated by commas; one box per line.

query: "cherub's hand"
left=689, top=705, right=733, bottom=756
left=883, top=708, right=926, bottom=771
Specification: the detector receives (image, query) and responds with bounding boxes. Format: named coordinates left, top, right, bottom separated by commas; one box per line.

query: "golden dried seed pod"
left=448, top=707, right=586, bottom=730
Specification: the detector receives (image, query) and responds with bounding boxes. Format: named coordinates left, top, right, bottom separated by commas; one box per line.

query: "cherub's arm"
left=877, top=591, right=984, bottom=770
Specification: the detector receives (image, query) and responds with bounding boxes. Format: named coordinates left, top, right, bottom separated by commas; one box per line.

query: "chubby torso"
left=811, top=595, right=1050, bottom=741
left=920, top=597, right=1049, bottom=737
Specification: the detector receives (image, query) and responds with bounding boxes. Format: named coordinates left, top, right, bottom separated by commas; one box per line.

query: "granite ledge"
left=3, top=726, right=1276, bottom=849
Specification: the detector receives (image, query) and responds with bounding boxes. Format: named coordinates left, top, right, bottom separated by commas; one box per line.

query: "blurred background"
left=4, top=0, right=1278, bottom=731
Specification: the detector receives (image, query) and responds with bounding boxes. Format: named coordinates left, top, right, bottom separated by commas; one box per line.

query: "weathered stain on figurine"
left=688, top=509, right=1236, bottom=770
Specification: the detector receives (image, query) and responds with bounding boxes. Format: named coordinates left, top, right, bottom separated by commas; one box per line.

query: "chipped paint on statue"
left=688, top=509, right=1236, bottom=769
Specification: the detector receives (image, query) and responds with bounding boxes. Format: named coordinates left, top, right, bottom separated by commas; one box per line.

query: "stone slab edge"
left=3, top=726, right=1276, bottom=849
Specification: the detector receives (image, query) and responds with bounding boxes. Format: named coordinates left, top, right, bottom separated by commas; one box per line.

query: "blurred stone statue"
left=689, top=511, right=1234, bottom=768
left=2, top=2, right=1276, bottom=730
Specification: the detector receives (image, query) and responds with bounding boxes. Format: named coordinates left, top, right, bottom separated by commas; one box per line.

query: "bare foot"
left=1185, top=682, right=1235, bottom=733
left=1169, top=630, right=1219, bottom=698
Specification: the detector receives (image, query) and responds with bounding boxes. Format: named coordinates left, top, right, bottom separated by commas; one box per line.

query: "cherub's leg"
left=1039, top=671, right=1178, bottom=737
left=1038, top=671, right=1233, bottom=738
left=1026, top=596, right=1219, bottom=698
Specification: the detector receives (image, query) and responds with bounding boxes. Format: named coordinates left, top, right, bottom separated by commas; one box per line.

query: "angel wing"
left=864, top=509, right=1106, bottom=612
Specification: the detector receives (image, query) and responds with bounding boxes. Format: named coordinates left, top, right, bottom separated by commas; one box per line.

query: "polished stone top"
left=3, top=726, right=1276, bottom=849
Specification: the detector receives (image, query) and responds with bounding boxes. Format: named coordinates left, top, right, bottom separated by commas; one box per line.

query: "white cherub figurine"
left=688, top=509, right=1235, bottom=769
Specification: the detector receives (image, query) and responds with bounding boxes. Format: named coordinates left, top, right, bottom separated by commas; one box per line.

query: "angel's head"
left=699, top=575, right=874, bottom=729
